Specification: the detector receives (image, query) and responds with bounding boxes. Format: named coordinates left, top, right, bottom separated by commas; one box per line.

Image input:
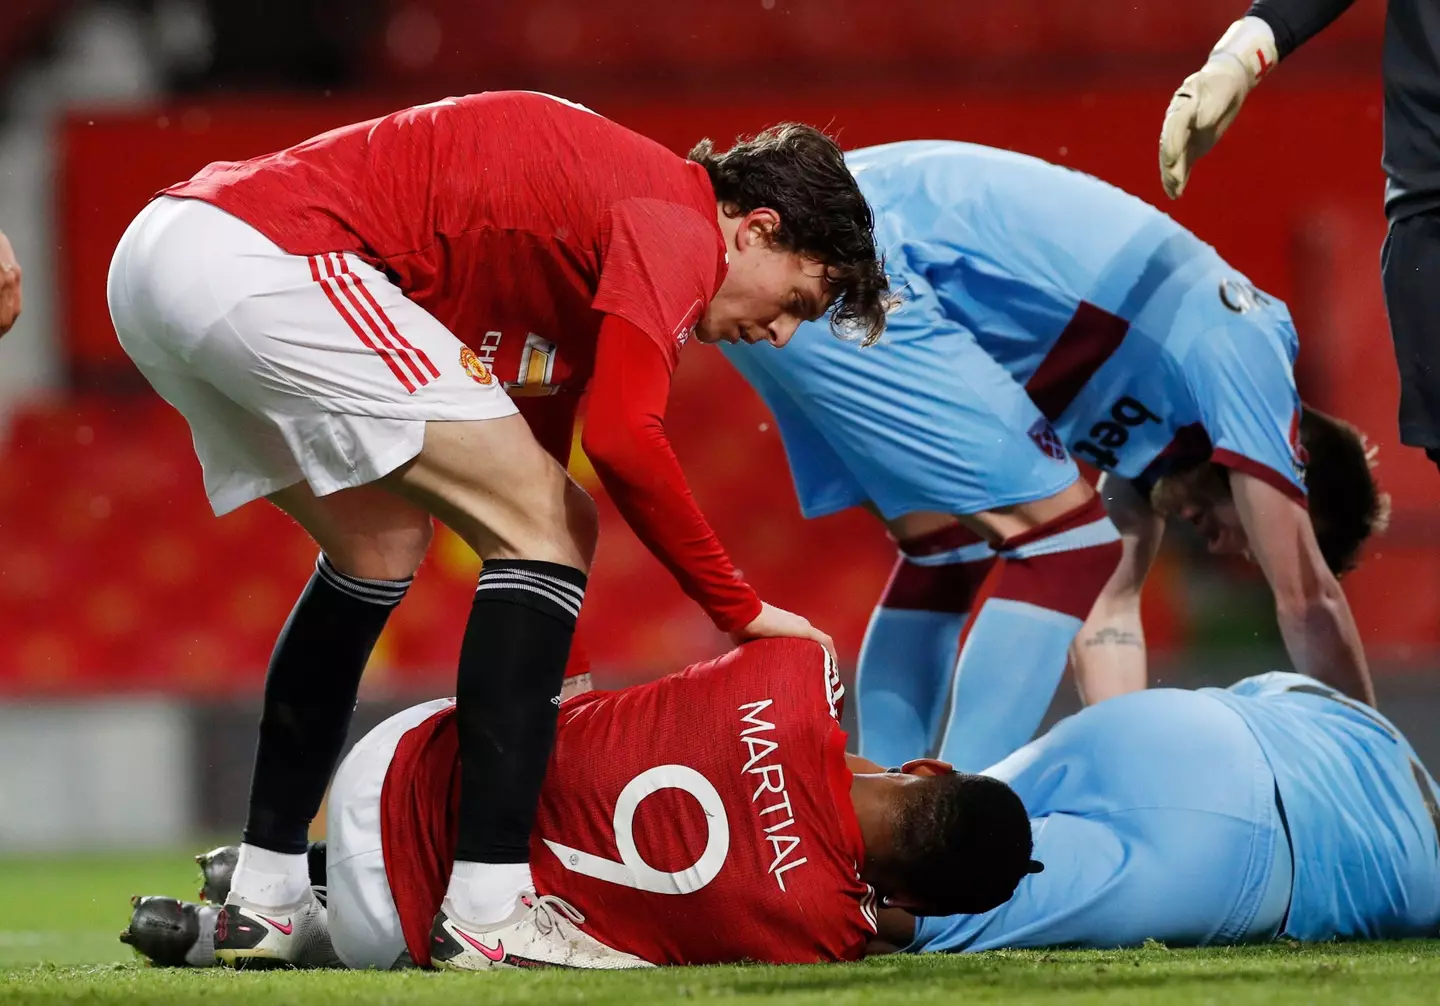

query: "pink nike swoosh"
left=258, top=915, right=293, bottom=936
left=454, top=927, right=506, bottom=962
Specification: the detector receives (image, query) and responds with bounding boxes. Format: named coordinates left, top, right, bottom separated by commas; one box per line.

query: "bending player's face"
left=697, top=208, right=832, bottom=347
left=1153, top=464, right=1252, bottom=559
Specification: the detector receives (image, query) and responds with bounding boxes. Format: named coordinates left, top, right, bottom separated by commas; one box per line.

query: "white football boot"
left=213, top=887, right=338, bottom=969
left=429, top=891, right=652, bottom=970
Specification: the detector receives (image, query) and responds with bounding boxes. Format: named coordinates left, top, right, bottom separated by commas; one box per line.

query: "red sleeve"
left=591, top=198, right=722, bottom=357
left=582, top=314, right=763, bottom=633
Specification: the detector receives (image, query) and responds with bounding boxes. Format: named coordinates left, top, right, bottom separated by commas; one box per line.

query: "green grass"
left=3, top=852, right=1440, bottom=1005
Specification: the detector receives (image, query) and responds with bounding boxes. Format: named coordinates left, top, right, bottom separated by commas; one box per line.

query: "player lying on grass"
left=723, top=140, right=1386, bottom=773
left=126, top=650, right=1439, bottom=966
left=122, top=639, right=1038, bottom=969
left=878, top=656, right=1440, bottom=952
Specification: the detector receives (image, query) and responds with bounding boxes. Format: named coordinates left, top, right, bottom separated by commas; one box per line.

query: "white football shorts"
left=326, top=698, right=453, bottom=970
left=107, top=196, right=517, bottom=515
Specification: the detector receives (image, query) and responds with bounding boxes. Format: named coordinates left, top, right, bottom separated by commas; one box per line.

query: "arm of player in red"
left=581, top=314, right=832, bottom=652
left=1231, top=470, right=1375, bottom=706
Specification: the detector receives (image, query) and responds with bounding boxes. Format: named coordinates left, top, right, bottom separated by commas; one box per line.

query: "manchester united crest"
left=459, top=346, right=493, bottom=385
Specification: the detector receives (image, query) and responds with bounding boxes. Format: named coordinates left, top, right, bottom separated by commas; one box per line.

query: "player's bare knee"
left=268, top=481, right=433, bottom=581
left=325, top=518, right=433, bottom=581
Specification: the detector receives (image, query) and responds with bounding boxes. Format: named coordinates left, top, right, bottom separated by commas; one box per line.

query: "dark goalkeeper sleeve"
left=1246, top=0, right=1360, bottom=59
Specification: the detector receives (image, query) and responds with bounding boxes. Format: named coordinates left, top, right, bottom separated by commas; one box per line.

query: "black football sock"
left=242, top=554, right=411, bottom=854
left=453, top=559, right=584, bottom=864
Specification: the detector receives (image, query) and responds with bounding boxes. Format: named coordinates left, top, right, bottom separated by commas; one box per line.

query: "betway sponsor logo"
left=1071, top=395, right=1163, bottom=470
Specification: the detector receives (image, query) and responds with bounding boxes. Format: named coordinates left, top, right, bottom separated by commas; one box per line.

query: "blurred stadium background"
left=0, top=0, right=1435, bottom=854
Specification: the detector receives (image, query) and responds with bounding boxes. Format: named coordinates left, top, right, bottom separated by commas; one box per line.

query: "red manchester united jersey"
left=381, top=639, right=876, bottom=966
left=164, top=91, right=727, bottom=390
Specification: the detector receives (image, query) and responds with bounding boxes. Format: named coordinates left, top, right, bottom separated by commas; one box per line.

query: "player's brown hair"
left=688, top=124, right=891, bottom=346
left=1301, top=406, right=1391, bottom=576
left=890, top=772, right=1041, bottom=916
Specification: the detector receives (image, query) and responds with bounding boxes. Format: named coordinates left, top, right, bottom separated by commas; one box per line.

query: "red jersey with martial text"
left=380, top=639, right=876, bottom=966
left=164, top=90, right=726, bottom=392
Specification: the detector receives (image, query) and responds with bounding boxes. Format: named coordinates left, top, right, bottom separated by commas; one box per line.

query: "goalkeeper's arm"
left=1250, top=0, right=1361, bottom=59
left=1158, top=0, right=1360, bottom=200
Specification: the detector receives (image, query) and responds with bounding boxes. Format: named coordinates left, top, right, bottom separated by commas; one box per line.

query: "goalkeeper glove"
left=1159, top=16, right=1279, bottom=199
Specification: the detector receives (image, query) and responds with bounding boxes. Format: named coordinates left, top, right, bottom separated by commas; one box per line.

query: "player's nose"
left=767, top=317, right=800, bottom=347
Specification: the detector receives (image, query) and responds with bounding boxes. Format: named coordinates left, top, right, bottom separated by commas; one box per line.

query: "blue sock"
left=855, top=527, right=995, bottom=767
left=936, top=499, right=1122, bottom=771
left=934, top=598, right=1084, bottom=771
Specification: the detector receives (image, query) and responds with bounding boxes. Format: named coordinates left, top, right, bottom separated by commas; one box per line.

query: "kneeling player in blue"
left=874, top=663, right=1440, bottom=952
left=723, top=140, right=1387, bottom=772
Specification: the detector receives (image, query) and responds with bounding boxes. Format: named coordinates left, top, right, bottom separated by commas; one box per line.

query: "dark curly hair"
left=688, top=124, right=891, bottom=345
left=890, top=772, right=1041, bottom=916
left=1301, top=406, right=1391, bottom=576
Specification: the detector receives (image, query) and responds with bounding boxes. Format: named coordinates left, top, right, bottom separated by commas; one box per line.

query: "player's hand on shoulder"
left=1159, top=17, right=1278, bottom=199
left=730, top=601, right=837, bottom=661
left=0, top=229, right=21, bottom=337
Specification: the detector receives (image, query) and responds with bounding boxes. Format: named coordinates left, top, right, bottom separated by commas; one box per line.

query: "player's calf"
left=856, top=522, right=996, bottom=766
left=387, top=418, right=603, bottom=946
left=935, top=493, right=1122, bottom=769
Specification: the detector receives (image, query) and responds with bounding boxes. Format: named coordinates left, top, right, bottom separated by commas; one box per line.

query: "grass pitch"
left=2, top=851, right=1439, bottom=1005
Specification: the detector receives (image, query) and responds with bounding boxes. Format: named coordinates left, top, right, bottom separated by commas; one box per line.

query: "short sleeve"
left=1187, top=321, right=1307, bottom=502
left=592, top=198, right=723, bottom=370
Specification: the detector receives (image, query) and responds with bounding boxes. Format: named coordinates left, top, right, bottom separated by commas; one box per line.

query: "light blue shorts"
left=720, top=303, right=1079, bottom=519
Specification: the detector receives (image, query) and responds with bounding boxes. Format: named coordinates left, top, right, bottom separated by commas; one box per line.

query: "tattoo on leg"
left=1083, top=628, right=1141, bottom=648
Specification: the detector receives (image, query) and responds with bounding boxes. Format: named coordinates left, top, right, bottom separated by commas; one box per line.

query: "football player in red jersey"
left=123, top=639, right=1038, bottom=970
left=107, top=92, right=889, bottom=969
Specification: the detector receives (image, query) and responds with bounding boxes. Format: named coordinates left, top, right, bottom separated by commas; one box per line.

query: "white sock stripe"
left=485, top=567, right=587, bottom=601
left=999, top=517, right=1121, bottom=561
left=314, top=561, right=410, bottom=600
left=316, top=554, right=414, bottom=590
left=479, top=568, right=586, bottom=602
left=314, top=556, right=411, bottom=604
left=905, top=540, right=997, bottom=567
left=474, top=581, right=581, bottom=619
left=312, top=558, right=408, bottom=598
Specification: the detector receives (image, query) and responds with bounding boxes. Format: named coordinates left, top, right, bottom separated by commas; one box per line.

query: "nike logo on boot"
left=454, top=928, right=506, bottom=962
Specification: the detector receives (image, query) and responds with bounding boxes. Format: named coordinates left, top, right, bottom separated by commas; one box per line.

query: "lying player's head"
left=688, top=124, right=889, bottom=348
left=862, top=760, right=1041, bottom=916
left=1149, top=407, right=1389, bottom=574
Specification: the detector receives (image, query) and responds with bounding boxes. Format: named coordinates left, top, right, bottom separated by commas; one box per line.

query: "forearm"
left=1276, top=590, right=1375, bottom=706
left=1071, top=475, right=1161, bottom=704
left=1070, top=596, right=1148, bottom=705
left=589, top=444, right=761, bottom=631
left=1246, top=0, right=1359, bottom=59
left=584, top=316, right=761, bottom=632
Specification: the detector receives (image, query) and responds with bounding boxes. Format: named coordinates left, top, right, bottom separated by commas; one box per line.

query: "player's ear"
left=898, top=757, right=954, bottom=778
left=880, top=893, right=928, bottom=913
left=739, top=208, right=782, bottom=249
